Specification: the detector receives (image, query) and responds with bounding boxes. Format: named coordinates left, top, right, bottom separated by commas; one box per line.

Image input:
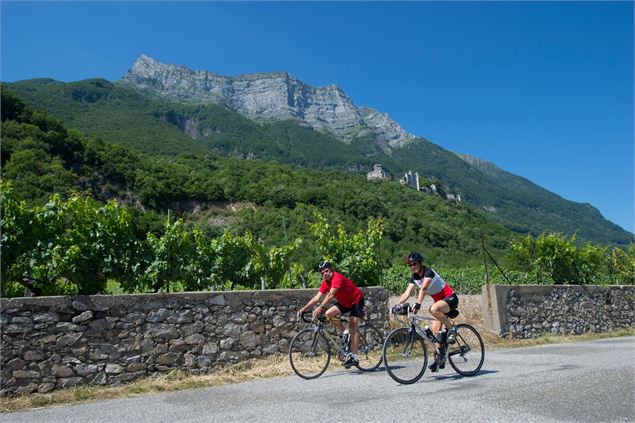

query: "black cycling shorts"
left=442, top=293, right=459, bottom=311
left=335, top=297, right=365, bottom=318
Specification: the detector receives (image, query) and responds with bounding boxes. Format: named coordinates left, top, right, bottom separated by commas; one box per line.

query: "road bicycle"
left=288, top=312, right=384, bottom=379
left=382, top=303, right=484, bottom=384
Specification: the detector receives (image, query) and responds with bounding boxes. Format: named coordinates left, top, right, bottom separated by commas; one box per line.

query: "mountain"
left=123, top=54, right=413, bottom=152
left=5, top=56, right=633, bottom=246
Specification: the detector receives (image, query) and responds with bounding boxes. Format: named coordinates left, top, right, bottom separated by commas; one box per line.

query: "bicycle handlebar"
left=299, top=311, right=316, bottom=324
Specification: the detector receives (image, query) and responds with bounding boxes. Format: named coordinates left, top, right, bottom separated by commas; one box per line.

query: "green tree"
left=208, top=231, right=252, bottom=290
left=309, top=210, right=383, bottom=286
left=244, top=232, right=302, bottom=289
left=1, top=183, right=137, bottom=295
left=607, top=245, right=635, bottom=285
left=510, top=233, right=633, bottom=285
left=142, top=219, right=194, bottom=292
left=51, top=195, right=137, bottom=294
left=181, top=227, right=219, bottom=292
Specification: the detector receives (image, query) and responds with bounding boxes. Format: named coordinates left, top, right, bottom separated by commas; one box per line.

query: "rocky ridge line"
left=122, top=54, right=415, bottom=149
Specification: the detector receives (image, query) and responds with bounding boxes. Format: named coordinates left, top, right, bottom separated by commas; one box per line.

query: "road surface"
left=2, top=337, right=633, bottom=422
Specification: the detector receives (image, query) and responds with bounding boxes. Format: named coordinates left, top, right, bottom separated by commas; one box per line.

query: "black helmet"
left=318, top=260, right=333, bottom=271
left=405, top=252, right=424, bottom=266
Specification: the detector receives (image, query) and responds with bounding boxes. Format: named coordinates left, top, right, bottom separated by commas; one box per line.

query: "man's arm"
left=318, top=287, right=339, bottom=310
left=311, top=287, right=338, bottom=319
left=299, top=291, right=323, bottom=315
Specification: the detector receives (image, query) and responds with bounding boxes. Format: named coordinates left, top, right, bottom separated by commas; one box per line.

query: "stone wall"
left=0, top=287, right=389, bottom=396
left=482, top=285, right=634, bottom=339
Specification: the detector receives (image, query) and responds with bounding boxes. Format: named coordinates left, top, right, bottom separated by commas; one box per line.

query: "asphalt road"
left=3, top=337, right=634, bottom=423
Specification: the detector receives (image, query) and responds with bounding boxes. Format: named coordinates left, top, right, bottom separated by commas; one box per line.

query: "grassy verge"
left=0, top=356, right=294, bottom=413
left=1, top=328, right=632, bottom=413
left=484, top=327, right=634, bottom=349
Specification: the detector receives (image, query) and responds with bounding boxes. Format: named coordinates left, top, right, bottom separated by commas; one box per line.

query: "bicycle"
left=382, top=303, right=485, bottom=384
left=288, top=311, right=384, bottom=379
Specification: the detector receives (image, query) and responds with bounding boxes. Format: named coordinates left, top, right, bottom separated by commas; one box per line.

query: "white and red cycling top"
left=410, top=267, right=455, bottom=302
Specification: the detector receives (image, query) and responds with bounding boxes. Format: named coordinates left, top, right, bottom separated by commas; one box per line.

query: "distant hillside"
left=6, top=74, right=633, bottom=247
left=1, top=87, right=517, bottom=269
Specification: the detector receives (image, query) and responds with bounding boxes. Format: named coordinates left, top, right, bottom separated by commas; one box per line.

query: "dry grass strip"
left=0, top=355, right=295, bottom=413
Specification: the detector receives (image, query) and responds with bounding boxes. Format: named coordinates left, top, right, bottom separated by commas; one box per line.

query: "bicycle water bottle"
left=341, top=329, right=351, bottom=353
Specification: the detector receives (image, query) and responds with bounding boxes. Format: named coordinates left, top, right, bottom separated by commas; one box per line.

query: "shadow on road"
left=431, top=369, right=498, bottom=381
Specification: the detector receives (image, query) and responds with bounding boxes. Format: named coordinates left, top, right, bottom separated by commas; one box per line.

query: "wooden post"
left=282, top=217, right=293, bottom=288
left=481, top=233, right=489, bottom=285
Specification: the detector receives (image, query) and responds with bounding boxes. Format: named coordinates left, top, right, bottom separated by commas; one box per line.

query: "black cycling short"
left=442, top=293, right=459, bottom=311
left=335, top=297, right=365, bottom=318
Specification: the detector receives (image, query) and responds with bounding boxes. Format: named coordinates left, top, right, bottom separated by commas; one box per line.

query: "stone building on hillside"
left=367, top=164, right=391, bottom=181
left=446, top=193, right=462, bottom=203
left=400, top=170, right=420, bottom=190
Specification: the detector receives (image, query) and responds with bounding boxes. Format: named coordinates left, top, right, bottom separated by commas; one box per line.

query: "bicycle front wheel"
left=356, top=324, right=384, bottom=371
left=382, top=327, right=428, bottom=384
left=289, top=329, right=331, bottom=379
left=448, top=323, right=485, bottom=376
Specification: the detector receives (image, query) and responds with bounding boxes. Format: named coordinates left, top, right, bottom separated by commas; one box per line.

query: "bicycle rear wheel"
left=382, top=327, right=428, bottom=384
left=289, top=329, right=331, bottom=379
left=356, top=324, right=384, bottom=371
left=448, top=323, right=485, bottom=376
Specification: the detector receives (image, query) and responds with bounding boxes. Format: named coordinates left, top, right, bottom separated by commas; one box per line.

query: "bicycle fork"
left=401, top=327, right=416, bottom=357
left=307, top=328, right=321, bottom=357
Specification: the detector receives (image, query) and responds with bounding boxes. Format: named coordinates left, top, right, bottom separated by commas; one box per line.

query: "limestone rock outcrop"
left=122, top=55, right=415, bottom=149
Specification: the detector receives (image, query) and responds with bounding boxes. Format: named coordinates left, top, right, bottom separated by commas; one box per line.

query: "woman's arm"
left=398, top=283, right=415, bottom=304
left=413, top=278, right=432, bottom=313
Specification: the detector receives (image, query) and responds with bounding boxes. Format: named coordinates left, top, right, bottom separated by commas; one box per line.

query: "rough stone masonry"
left=0, top=288, right=389, bottom=396
left=482, top=285, right=634, bottom=339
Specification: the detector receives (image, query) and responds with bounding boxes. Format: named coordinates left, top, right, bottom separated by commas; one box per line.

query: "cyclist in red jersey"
left=395, top=252, right=459, bottom=372
left=298, top=261, right=365, bottom=368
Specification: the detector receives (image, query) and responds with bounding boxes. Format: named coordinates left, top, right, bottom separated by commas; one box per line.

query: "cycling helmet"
left=317, top=260, right=333, bottom=271
left=405, top=252, right=424, bottom=266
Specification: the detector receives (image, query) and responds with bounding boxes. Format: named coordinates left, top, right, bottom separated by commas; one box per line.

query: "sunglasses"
left=320, top=269, right=331, bottom=275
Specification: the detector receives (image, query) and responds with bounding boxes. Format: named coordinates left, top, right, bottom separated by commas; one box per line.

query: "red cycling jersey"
left=319, top=271, right=363, bottom=308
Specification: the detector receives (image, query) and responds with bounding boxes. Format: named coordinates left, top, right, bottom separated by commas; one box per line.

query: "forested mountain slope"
left=1, top=88, right=516, bottom=269
left=6, top=76, right=633, bottom=246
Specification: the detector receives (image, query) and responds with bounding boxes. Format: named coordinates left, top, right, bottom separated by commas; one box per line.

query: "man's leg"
left=324, top=306, right=344, bottom=333
left=349, top=316, right=359, bottom=355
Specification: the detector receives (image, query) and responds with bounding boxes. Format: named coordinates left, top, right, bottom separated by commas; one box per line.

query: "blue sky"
left=2, top=1, right=633, bottom=234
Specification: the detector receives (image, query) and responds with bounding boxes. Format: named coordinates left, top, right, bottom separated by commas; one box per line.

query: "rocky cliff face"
left=122, top=55, right=414, bottom=149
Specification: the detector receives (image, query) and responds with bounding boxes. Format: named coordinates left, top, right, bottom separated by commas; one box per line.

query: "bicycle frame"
left=401, top=312, right=450, bottom=362
left=307, top=315, right=351, bottom=360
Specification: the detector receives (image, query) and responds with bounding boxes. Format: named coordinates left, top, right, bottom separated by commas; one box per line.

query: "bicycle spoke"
left=448, top=324, right=484, bottom=376
left=289, top=329, right=331, bottom=379
left=356, top=324, right=384, bottom=371
left=382, top=327, right=428, bottom=384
